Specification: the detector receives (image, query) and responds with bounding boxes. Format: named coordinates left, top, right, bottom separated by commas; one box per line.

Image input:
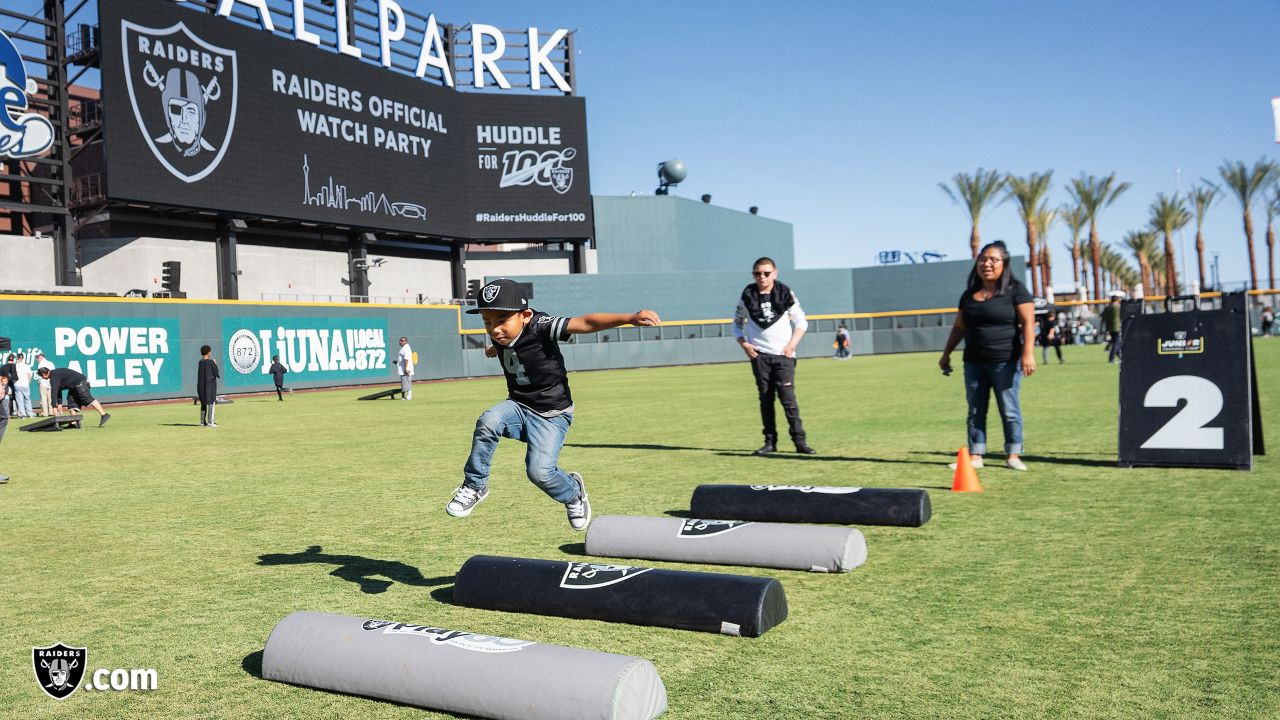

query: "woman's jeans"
left=964, top=360, right=1023, bottom=455
left=463, top=399, right=578, bottom=503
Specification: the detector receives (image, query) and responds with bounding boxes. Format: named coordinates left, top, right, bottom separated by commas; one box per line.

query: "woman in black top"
left=938, top=241, right=1036, bottom=471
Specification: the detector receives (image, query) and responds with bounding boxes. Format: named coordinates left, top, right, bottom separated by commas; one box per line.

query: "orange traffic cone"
left=951, top=447, right=983, bottom=493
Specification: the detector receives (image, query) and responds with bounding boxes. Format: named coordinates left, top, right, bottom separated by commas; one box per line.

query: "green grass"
left=2, top=343, right=1277, bottom=719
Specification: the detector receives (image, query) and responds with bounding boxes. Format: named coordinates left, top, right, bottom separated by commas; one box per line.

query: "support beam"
left=348, top=234, right=370, bottom=301
left=216, top=218, right=242, bottom=299
left=572, top=239, right=589, bottom=274
left=449, top=242, right=467, bottom=300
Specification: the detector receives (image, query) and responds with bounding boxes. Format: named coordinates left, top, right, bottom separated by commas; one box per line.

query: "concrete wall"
left=851, top=256, right=1029, bottom=313
left=468, top=256, right=571, bottom=284
left=0, top=234, right=59, bottom=291
left=81, top=236, right=220, bottom=298
left=593, top=196, right=794, bottom=274
left=363, top=254, right=454, bottom=303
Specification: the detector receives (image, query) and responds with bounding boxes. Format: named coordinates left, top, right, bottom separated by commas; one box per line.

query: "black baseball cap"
left=466, top=278, right=530, bottom=314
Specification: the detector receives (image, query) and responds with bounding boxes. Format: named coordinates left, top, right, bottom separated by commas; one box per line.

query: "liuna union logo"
left=122, top=20, right=238, bottom=183
left=0, top=29, right=55, bottom=159
left=227, top=329, right=261, bottom=374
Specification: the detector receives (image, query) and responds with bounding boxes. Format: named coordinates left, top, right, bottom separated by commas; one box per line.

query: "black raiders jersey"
left=497, top=311, right=573, bottom=414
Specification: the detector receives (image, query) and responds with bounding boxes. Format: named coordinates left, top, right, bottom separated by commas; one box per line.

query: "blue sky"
left=419, top=0, right=1278, bottom=288
left=13, top=0, right=1278, bottom=289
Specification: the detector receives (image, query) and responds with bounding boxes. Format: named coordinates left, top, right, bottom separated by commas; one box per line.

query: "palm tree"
left=1101, top=246, right=1138, bottom=296
left=1068, top=173, right=1132, bottom=300
left=1267, top=187, right=1280, bottom=290
left=1061, top=201, right=1089, bottom=295
left=1149, top=193, right=1192, bottom=295
left=1122, top=229, right=1160, bottom=295
left=1219, top=158, right=1278, bottom=290
left=1188, top=181, right=1220, bottom=291
left=1007, top=171, right=1053, bottom=296
left=1033, top=202, right=1058, bottom=293
left=939, top=169, right=1008, bottom=259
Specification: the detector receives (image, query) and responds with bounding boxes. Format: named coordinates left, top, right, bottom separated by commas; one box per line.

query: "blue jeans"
left=963, top=360, right=1023, bottom=455
left=463, top=400, right=578, bottom=502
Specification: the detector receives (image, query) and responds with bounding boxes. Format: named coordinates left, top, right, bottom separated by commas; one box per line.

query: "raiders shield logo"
left=749, top=485, right=862, bottom=494
left=122, top=20, right=238, bottom=183
left=549, top=165, right=573, bottom=194
left=678, top=519, right=752, bottom=538
left=559, top=561, right=652, bottom=589
left=481, top=284, right=501, bottom=303
left=33, top=643, right=87, bottom=700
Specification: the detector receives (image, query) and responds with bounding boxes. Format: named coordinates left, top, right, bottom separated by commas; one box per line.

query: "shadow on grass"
left=257, top=546, right=453, bottom=595
left=565, top=442, right=739, bottom=453
left=240, top=649, right=470, bottom=717
left=662, top=510, right=693, bottom=519
left=909, top=450, right=1116, bottom=468
left=558, top=542, right=588, bottom=557
left=160, top=423, right=204, bottom=427
left=714, top=451, right=937, bottom=465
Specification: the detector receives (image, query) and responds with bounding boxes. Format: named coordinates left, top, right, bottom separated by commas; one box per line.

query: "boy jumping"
left=447, top=278, right=660, bottom=530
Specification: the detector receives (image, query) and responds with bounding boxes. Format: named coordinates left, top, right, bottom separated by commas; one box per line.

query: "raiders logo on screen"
left=499, top=148, right=576, bottom=194
left=32, top=643, right=87, bottom=700
left=122, top=20, right=238, bottom=183
left=748, top=485, right=862, bottom=494
left=559, top=562, right=653, bottom=589
left=678, top=519, right=752, bottom=538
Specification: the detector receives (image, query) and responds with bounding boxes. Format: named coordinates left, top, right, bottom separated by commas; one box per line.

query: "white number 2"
left=503, top=349, right=531, bottom=386
left=1140, top=375, right=1224, bottom=450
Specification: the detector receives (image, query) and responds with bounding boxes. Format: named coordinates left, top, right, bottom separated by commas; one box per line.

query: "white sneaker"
left=565, top=472, right=591, bottom=531
left=446, top=484, right=488, bottom=517
left=208, top=423, right=219, bottom=428
left=1006, top=458, right=1028, bottom=471
left=948, top=457, right=984, bottom=470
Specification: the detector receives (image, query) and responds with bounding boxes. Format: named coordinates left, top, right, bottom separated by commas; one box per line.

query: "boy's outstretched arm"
left=565, top=310, right=660, bottom=334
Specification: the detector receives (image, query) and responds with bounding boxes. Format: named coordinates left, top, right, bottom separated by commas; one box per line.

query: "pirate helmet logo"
left=122, top=20, right=237, bottom=183
left=481, top=284, right=501, bottom=303
left=32, top=643, right=87, bottom=700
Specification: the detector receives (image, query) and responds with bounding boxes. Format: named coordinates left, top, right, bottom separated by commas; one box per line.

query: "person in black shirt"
left=446, top=278, right=660, bottom=531
left=0, top=374, right=9, bottom=483
left=0, top=354, right=15, bottom=416
left=269, top=356, right=288, bottom=401
left=938, top=241, right=1036, bottom=471
left=37, top=366, right=112, bottom=427
left=197, top=345, right=221, bottom=427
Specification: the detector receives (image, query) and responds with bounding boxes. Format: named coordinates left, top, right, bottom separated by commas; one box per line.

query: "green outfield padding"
left=262, top=611, right=667, bottom=719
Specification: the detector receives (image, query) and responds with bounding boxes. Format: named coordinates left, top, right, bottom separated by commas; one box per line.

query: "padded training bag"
left=586, top=516, right=866, bottom=573
left=455, top=555, right=788, bottom=637
left=262, top=611, right=667, bottom=720
left=691, top=484, right=932, bottom=527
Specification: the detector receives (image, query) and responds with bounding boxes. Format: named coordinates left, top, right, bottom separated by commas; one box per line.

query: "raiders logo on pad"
left=678, top=519, right=751, bottom=538
left=33, top=643, right=87, bottom=700
left=122, top=20, right=238, bottom=183
left=559, top=562, right=652, bottom=589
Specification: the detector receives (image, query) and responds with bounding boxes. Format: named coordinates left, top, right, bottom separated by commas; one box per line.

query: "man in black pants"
left=0, top=374, right=10, bottom=483
left=733, top=257, right=816, bottom=455
left=269, top=355, right=288, bottom=401
left=38, top=366, right=111, bottom=427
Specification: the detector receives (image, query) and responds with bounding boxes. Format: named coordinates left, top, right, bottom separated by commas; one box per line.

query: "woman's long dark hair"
left=966, top=240, right=1016, bottom=296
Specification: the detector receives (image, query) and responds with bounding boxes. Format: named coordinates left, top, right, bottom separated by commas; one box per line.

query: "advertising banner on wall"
left=97, top=0, right=593, bottom=240
left=221, top=317, right=392, bottom=388
left=1, top=316, right=182, bottom=396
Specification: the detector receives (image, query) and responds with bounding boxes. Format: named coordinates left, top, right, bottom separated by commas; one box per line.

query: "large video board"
left=97, top=0, right=592, bottom=239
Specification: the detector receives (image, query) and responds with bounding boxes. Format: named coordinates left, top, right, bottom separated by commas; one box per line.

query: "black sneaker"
left=98, top=413, right=111, bottom=428
left=753, top=443, right=776, bottom=456
left=565, top=472, right=591, bottom=531
left=795, top=443, right=817, bottom=455
left=446, top=484, right=489, bottom=517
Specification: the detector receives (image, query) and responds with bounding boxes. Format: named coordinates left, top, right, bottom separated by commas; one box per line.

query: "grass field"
left=2, top=342, right=1278, bottom=719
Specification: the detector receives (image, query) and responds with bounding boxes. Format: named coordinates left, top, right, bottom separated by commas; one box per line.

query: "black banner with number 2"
left=1118, top=292, right=1263, bottom=470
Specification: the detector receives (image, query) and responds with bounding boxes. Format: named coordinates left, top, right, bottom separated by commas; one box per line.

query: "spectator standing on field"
left=0, top=355, right=15, bottom=416
left=834, top=323, right=851, bottom=360
left=13, top=352, right=33, bottom=417
left=34, top=352, right=53, bottom=417
left=734, top=256, right=817, bottom=456
left=0, top=374, right=9, bottom=483
left=1101, top=296, right=1123, bottom=363
left=1040, top=311, right=1063, bottom=364
left=197, top=345, right=220, bottom=427
left=397, top=336, right=414, bottom=400
left=269, top=355, right=288, bottom=401
left=1261, top=305, right=1275, bottom=337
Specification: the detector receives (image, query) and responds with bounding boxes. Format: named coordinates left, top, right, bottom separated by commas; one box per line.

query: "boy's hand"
left=485, top=345, right=498, bottom=358
left=631, top=310, right=661, bottom=326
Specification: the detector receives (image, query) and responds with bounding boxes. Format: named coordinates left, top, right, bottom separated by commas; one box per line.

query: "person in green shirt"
left=1100, top=297, right=1122, bottom=363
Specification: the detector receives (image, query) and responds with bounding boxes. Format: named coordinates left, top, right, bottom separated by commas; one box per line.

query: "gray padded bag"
left=585, top=516, right=867, bottom=572
left=262, top=611, right=667, bottom=720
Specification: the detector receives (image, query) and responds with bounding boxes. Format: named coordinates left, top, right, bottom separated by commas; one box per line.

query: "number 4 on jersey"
left=503, top=348, right=531, bottom=385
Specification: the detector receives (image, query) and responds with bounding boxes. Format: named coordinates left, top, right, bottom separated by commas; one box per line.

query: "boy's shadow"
left=257, top=545, right=452, bottom=595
